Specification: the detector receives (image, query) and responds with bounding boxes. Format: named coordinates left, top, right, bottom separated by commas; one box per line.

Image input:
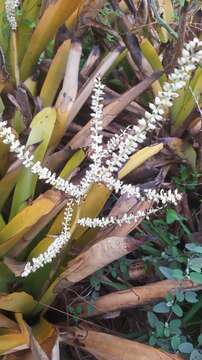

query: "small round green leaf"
left=190, top=349, right=202, bottom=360
left=153, top=302, right=169, bottom=314
left=190, top=272, right=202, bottom=284
left=171, top=335, right=181, bottom=351
left=185, top=291, right=198, bottom=303
left=178, top=342, right=194, bottom=354
left=172, top=304, right=183, bottom=317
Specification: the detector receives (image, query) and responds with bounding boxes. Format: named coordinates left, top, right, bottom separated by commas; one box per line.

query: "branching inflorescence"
left=0, top=38, right=202, bottom=276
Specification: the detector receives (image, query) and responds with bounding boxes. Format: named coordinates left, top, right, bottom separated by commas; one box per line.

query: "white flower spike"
left=5, top=0, right=20, bottom=30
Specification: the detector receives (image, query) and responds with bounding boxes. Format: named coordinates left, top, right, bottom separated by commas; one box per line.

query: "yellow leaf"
left=20, top=0, right=84, bottom=80
left=32, top=318, right=56, bottom=344
left=140, top=39, right=167, bottom=86
left=172, top=68, right=202, bottom=131
left=0, top=215, right=5, bottom=231
left=165, top=138, right=196, bottom=169
left=65, top=8, right=80, bottom=29
left=23, top=76, right=37, bottom=97
left=0, top=313, right=18, bottom=329
left=60, top=149, right=86, bottom=179
left=26, top=149, right=86, bottom=259
left=0, top=165, right=21, bottom=211
left=73, top=183, right=111, bottom=240
left=119, top=144, right=164, bottom=179
left=0, top=313, right=30, bottom=354
left=0, top=293, right=36, bottom=314
left=0, top=191, right=60, bottom=256
left=40, top=40, right=71, bottom=107
left=30, top=184, right=111, bottom=314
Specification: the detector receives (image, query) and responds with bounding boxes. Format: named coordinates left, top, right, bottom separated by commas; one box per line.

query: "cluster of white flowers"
left=90, top=76, right=105, bottom=168
left=5, top=0, right=20, bottom=30
left=120, top=186, right=182, bottom=206
left=0, top=38, right=201, bottom=276
left=78, top=206, right=162, bottom=228
left=21, top=199, right=74, bottom=277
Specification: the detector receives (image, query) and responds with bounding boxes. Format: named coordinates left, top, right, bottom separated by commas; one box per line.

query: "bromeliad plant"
left=0, top=33, right=202, bottom=276
left=1, top=0, right=202, bottom=358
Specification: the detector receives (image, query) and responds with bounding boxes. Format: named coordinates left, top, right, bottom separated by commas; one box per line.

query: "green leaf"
left=164, top=326, right=170, bottom=338
left=0, top=3, right=10, bottom=58
left=75, top=304, right=83, bottom=315
left=166, top=292, right=174, bottom=302
left=172, top=68, right=202, bottom=131
left=169, top=319, right=182, bottom=334
left=171, top=335, right=181, bottom=351
left=90, top=276, right=101, bottom=291
left=172, top=269, right=184, bottom=280
left=17, top=0, right=41, bottom=63
left=159, top=266, right=173, bottom=279
left=10, top=108, right=56, bottom=218
left=185, top=291, right=198, bottom=304
left=87, top=303, right=95, bottom=315
left=155, top=321, right=165, bottom=337
left=172, top=304, right=183, bottom=317
left=149, top=335, right=157, bottom=346
left=198, top=334, right=202, bottom=346
left=186, top=243, right=202, bottom=254
left=190, top=272, right=202, bottom=284
left=153, top=302, right=169, bottom=314
left=119, top=257, right=128, bottom=275
left=189, top=257, right=202, bottom=269
left=190, top=350, right=202, bottom=360
left=178, top=342, right=194, bottom=354
left=166, top=209, right=179, bottom=224
left=0, top=262, right=15, bottom=292
left=147, top=311, right=159, bottom=328
left=176, top=290, right=184, bottom=302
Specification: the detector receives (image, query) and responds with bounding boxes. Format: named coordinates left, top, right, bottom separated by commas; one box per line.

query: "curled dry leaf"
left=61, top=327, right=183, bottom=360
left=53, top=40, right=82, bottom=148
left=76, top=279, right=197, bottom=317
left=0, top=313, right=30, bottom=355
left=0, top=313, right=18, bottom=330
left=56, top=236, right=143, bottom=291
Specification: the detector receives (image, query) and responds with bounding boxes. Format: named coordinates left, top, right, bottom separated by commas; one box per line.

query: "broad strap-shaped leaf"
left=119, top=143, right=163, bottom=178
left=140, top=38, right=167, bottom=86
left=40, top=39, right=71, bottom=107
left=10, top=107, right=56, bottom=218
left=0, top=313, right=30, bottom=355
left=0, top=293, right=36, bottom=314
left=17, top=0, right=42, bottom=64
left=172, top=68, right=202, bottom=132
left=0, top=190, right=61, bottom=256
left=20, top=0, right=84, bottom=80
left=62, top=326, right=183, bottom=360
